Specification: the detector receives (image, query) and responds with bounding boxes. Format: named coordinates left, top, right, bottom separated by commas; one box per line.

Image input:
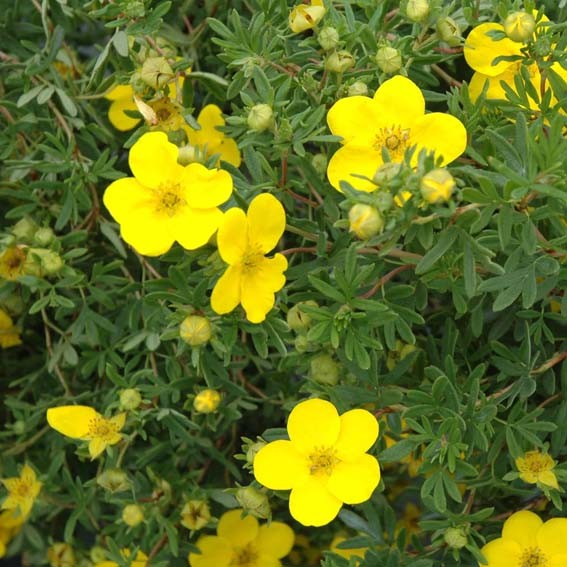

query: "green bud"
left=120, top=388, right=142, bottom=410
left=26, top=248, right=64, bottom=276
left=347, top=81, right=368, bottom=97
left=373, top=162, right=402, bottom=186
left=96, top=469, right=131, bottom=493
left=348, top=204, right=384, bottom=240
left=1, top=294, right=25, bottom=316
left=246, top=441, right=266, bottom=466
left=180, top=315, right=212, bottom=346
left=140, top=57, right=174, bottom=89
left=374, top=191, right=395, bottom=212
left=13, top=420, right=25, bottom=435
left=276, top=118, right=293, bottom=143
left=33, top=227, right=55, bottom=246
left=375, top=46, right=402, bottom=74
left=318, top=26, right=340, bottom=51
left=287, top=301, right=317, bottom=333
left=11, top=217, right=38, bottom=242
left=247, top=104, right=274, bottom=132
left=310, top=353, right=339, bottom=385
left=294, top=334, right=317, bottom=353
left=236, top=486, right=271, bottom=519
left=325, top=50, right=355, bottom=73
left=311, top=153, right=328, bottom=176
left=405, top=0, right=430, bottom=22
left=504, top=11, right=536, bottom=43
left=89, top=546, right=107, bottom=564
left=122, top=504, right=144, bottom=527
left=444, top=526, right=468, bottom=549
left=437, top=17, right=461, bottom=46
left=420, top=168, right=456, bottom=204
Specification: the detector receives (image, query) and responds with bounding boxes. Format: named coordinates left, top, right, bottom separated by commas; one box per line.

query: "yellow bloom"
left=326, top=76, right=467, bottom=192
left=47, top=542, right=75, bottom=567
left=95, top=550, right=148, bottom=567
left=193, top=390, right=221, bottom=413
left=188, top=509, right=294, bottom=567
left=1, top=464, right=42, bottom=519
left=180, top=315, right=212, bottom=346
left=0, top=247, right=27, bottom=281
left=211, top=193, right=287, bottom=324
left=0, top=509, right=25, bottom=559
left=479, top=510, right=567, bottom=566
left=254, top=398, right=380, bottom=527
left=0, top=309, right=21, bottom=348
left=47, top=405, right=126, bottom=459
left=181, top=500, right=211, bottom=531
left=182, top=104, right=241, bottom=168
left=103, top=131, right=233, bottom=256
left=515, top=451, right=559, bottom=490
left=289, top=0, right=325, bottom=33
left=330, top=535, right=368, bottom=561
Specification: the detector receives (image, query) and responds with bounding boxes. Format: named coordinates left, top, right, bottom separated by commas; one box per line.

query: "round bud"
left=374, top=191, right=395, bottom=212
left=33, top=227, right=55, bottom=246
left=122, top=504, right=144, bottom=527
left=193, top=389, right=221, bottom=413
left=405, top=0, right=430, bottom=22
left=375, top=46, right=402, bottom=74
left=180, top=315, right=212, bottom=347
left=13, top=420, right=25, bottom=435
left=436, top=17, right=461, bottom=46
left=96, top=469, right=130, bottom=493
left=287, top=301, right=317, bottom=333
left=26, top=248, right=64, bottom=276
left=420, top=168, right=456, bottom=204
left=311, top=153, right=328, bottom=176
left=181, top=500, right=211, bottom=531
left=119, top=388, right=142, bottom=411
left=289, top=2, right=326, bottom=33
left=348, top=204, right=384, bottom=240
left=373, top=162, right=402, bottom=186
left=444, top=526, right=468, bottom=549
left=247, top=104, right=274, bottom=132
left=504, top=11, right=536, bottom=43
left=318, top=26, right=340, bottom=51
left=276, top=118, right=293, bottom=142
left=325, top=50, right=355, bottom=73
left=1, top=294, right=25, bottom=316
left=310, top=353, right=339, bottom=385
left=90, top=546, right=107, bottom=564
left=178, top=144, right=203, bottom=165
left=294, top=334, right=315, bottom=353
left=246, top=441, right=267, bottom=465
left=236, top=486, right=270, bottom=519
left=47, top=543, right=75, bottom=567
left=140, top=57, right=174, bottom=89
left=11, top=217, right=38, bottom=242
left=347, top=81, right=368, bottom=97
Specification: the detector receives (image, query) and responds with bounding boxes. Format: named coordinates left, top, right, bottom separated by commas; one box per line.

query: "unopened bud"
left=122, top=504, right=144, bottom=527
left=27, top=248, right=64, bottom=275
left=236, top=487, right=270, bottom=519
left=436, top=17, right=461, bottom=46
left=13, top=420, right=25, bottom=435
left=405, top=0, right=430, bottom=22
left=294, top=334, right=317, bottom=353
left=247, top=104, right=274, bottom=132
left=120, top=388, right=142, bottom=411
left=311, top=153, right=327, bottom=176
left=375, top=46, right=402, bottom=74
left=373, top=162, right=402, bottom=186
left=420, top=168, right=456, bottom=204
left=11, top=217, right=38, bottom=242
left=193, top=389, right=221, bottom=413
left=289, top=1, right=326, bottom=33
left=318, top=26, right=340, bottom=51
left=48, top=543, right=75, bottom=567
left=89, top=547, right=107, bottom=564
left=444, top=526, right=468, bottom=549
left=287, top=301, right=317, bottom=333
left=310, top=353, right=339, bottom=385
left=33, top=227, right=55, bottom=246
left=181, top=500, right=211, bottom=531
left=347, top=81, right=368, bottom=97
left=178, top=144, right=203, bottom=165
left=276, top=118, right=293, bottom=143
left=504, top=11, right=536, bottom=43
left=140, top=57, right=174, bottom=89
left=180, top=315, right=212, bottom=347
left=246, top=441, right=266, bottom=465
left=348, top=204, right=384, bottom=240
left=325, top=50, right=355, bottom=73
left=97, top=469, right=130, bottom=493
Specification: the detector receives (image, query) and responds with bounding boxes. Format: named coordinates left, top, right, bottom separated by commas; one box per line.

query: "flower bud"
left=1, top=294, right=25, bottom=316
left=287, top=301, right=317, bottom=333
left=13, top=420, right=25, bottom=435
left=325, top=50, right=355, bottom=73
left=375, top=46, right=402, bottom=74
left=247, top=104, right=274, bottom=132
left=48, top=543, right=75, bottom=567
left=420, top=168, right=456, bottom=204
left=294, top=334, right=317, bottom=353
left=180, top=315, right=212, bottom=347
left=373, top=162, right=402, bottom=186
left=504, top=11, right=536, bottom=43
left=436, top=17, right=461, bottom=46
left=140, top=57, right=174, bottom=89
left=289, top=1, right=326, bottom=33
left=348, top=204, right=384, bottom=240
left=178, top=144, right=204, bottom=165
left=122, top=504, right=144, bottom=527
left=318, top=26, right=339, bottom=51
left=347, top=81, right=368, bottom=97
left=405, top=0, right=430, bottom=22
left=374, top=191, right=395, bottom=212
left=310, top=353, right=339, bottom=385
left=120, top=388, right=142, bottom=411
left=89, top=546, right=107, bottom=564
left=246, top=441, right=266, bottom=465
left=26, top=248, right=64, bottom=275
left=444, top=526, right=468, bottom=549
left=276, top=118, right=293, bottom=143
left=311, top=153, right=327, bottom=176
left=96, top=469, right=130, bottom=493
left=193, top=389, right=221, bottom=413
left=181, top=500, right=211, bottom=531
left=33, top=227, right=55, bottom=246
left=11, top=217, right=38, bottom=242
left=236, top=486, right=271, bottom=519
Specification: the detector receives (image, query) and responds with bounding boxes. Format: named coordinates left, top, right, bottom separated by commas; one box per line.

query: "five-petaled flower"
left=253, top=398, right=380, bottom=527
left=211, top=193, right=287, bottom=324
left=188, top=508, right=294, bottom=567
left=103, top=131, right=233, bottom=256
left=515, top=450, right=559, bottom=490
left=479, top=510, right=567, bottom=566
left=1, top=464, right=42, bottom=520
left=47, top=405, right=126, bottom=459
left=289, top=0, right=326, bottom=33
left=326, top=75, right=467, bottom=193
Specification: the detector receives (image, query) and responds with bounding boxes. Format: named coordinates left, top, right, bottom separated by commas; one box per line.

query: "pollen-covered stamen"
left=232, top=544, right=259, bottom=567
left=87, top=416, right=120, bottom=441
left=308, top=446, right=340, bottom=476
left=519, top=547, right=548, bottom=567
left=12, top=480, right=32, bottom=498
left=155, top=182, right=186, bottom=216
left=240, top=244, right=264, bottom=274
left=374, top=125, right=411, bottom=160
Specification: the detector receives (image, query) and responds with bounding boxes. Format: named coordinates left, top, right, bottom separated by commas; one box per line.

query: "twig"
left=359, top=264, right=415, bottom=299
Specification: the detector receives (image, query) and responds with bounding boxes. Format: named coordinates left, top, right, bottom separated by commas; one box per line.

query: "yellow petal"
left=129, top=131, right=183, bottom=189
left=327, top=96, right=382, bottom=146
left=464, top=23, right=521, bottom=77
left=186, top=105, right=225, bottom=148
left=327, top=144, right=382, bottom=193
left=216, top=136, right=241, bottom=167
left=47, top=406, right=97, bottom=439
left=211, top=265, right=242, bottom=316
left=119, top=208, right=176, bottom=256
left=538, top=518, right=567, bottom=558
left=20, top=465, right=36, bottom=487
left=88, top=437, right=108, bottom=459
left=502, top=510, right=542, bottom=549
left=289, top=476, right=342, bottom=527
left=103, top=177, right=154, bottom=225
left=518, top=471, right=538, bottom=484
left=256, top=521, right=295, bottom=559
left=550, top=555, right=567, bottom=567
left=479, top=538, right=521, bottom=566
left=217, top=207, right=248, bottom=264
left=105, top=85, right=134, bottom=101
left=327, top=454, right=380, bottom=504
left=217, top=509, right=258, bottom=546
left=253, top=440, right=310, bottom=490
left=188, top=535, right=233, bottom=567
left=334, top=409, right=379, bottom=460
left=247, top=194, right=286, bottom=254
left=411, top=113, right=467, bottom=166
left=169, top=207, right=224, bottom=250
left=179, top=163, right=232, bottom=209
left=373, top=76, right=426, bottom=128
left=287, top=398, right=340, bottom=455
left=538, top=470, right=559, bottom=489
left=110, top=413, right=126, bottom=431
left=108, top=98, right=141, bottom=131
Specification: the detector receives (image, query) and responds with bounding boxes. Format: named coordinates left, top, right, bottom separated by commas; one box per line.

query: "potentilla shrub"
left=1, top=0, right=566, bottom=566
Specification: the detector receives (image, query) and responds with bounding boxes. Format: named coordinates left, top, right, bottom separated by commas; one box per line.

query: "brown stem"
left=359, top=264, right=415, bottom=299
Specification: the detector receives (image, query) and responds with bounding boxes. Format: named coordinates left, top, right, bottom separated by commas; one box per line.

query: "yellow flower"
left=289, top=0, right=325, bottom=33
left=0, top=309, right=21, bottom=349
left=515, top=451, right=559, bottom=490
left=181, top=500, right=211, bottom=531
left=122, top=504, right=144, bottom=527
left=47, top=542, right=75, bottom=567
left=330, top=535, right=368, bottom=561
left=182, top=104, right=241, bottom=168
left=211, top=193, right=287, bottom=324
left=1, top=464, right=42, bottom=519
left=326, top=76, right=467, bottom=192
left=188, top=509, right=294, bottom=567
left=95, top=550, right=147, bottom=567
left=253, top=398, right=380, bottom=527
left=479, top=510, right=567, bottom=566
left=193, top=390, right=221, bottom=413
left=0, top=510, right=25, bottom=559
left=103, top=131, right=233, bottom=256
left=47, top=405, right=126, bottom=459
left=180, top=315, right=212, bottom=346
left=0, top=247, right=27, bottom=281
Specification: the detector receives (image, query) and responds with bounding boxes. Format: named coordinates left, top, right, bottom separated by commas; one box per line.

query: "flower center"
left=155, top=182, right=186, bottom=217
left=240, top=246, right=264, bottom=274
left=521, top=452, right=550, bottom=474
left=231, top=544, right=259, bottom=567
left=519, top=547, right=548, bottom=567
left=12, top=480, right=32, bottom=498
left=374, top=125, right=411, bottom=161
left=308, top=447, right=339, bottom=476
left=88, top=416, right=119, bottom=441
